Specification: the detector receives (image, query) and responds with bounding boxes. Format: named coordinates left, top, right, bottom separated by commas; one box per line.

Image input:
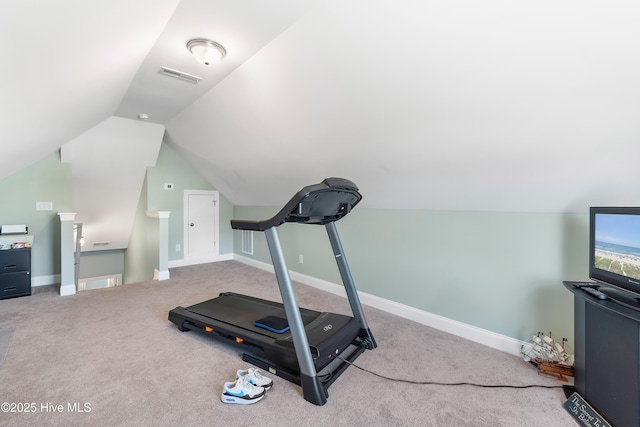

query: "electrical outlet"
left=164, top=183, right=174, bottom=190
left=176, top=244, right=181, bottom=252
left=36, top=201, right=53, bottom=211
left=298, top=254, right=303, bottom=264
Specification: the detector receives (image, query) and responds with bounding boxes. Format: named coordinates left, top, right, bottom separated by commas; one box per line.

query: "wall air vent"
left=242, top=230, right=253, bottom=255
left=159, top=66, right=201, bottom=84
left=92, top=241, right=111, bottom=247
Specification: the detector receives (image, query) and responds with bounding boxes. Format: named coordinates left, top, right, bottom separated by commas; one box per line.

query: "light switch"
left=36, top=201, right=53, bottom=211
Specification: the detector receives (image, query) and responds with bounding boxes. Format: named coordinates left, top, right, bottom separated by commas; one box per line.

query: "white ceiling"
left=3, top=0, right=640, bottom=215
left=0, top=0, right=179, bottom=179
left=114, top=0, right=316, bottom=124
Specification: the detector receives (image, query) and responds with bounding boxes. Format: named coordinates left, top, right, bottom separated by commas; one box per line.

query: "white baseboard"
left=168, top=253, right=233, bottom=268
left=232, top=254, right=525, bottom=358
left=154, top=269, right=170, bottom=281
left=59, top=283, right=76, bottom=296
left=233, top=255, right=275, bottom=274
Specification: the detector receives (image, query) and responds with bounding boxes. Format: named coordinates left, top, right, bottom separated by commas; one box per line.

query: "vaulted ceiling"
left=3, top=0, right=640, bottom=215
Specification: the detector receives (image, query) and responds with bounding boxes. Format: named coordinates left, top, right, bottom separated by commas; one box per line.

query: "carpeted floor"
left=0, top=328, right=13, bottom=365
left=0, top=261, right=576, bottom=426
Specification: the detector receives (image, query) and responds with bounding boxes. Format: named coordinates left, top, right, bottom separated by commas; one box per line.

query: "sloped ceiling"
left=0, top=0, right=180, bottom=180
left=166, top=0, right=640, bottom=212
left=0, top=0, right=316, bottom=250
left=2, top=0, right=640, bottom=216
left=114, top=0, right=316, bottom=124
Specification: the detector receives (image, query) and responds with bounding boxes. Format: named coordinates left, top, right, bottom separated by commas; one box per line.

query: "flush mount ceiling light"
left=187, top=39, right=226, bottom=65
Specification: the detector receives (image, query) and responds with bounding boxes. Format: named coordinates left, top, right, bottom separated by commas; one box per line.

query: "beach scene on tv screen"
left=595, top=213, right=640, bottom=281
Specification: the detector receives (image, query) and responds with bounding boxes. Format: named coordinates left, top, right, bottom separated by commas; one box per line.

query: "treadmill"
left=168, top=177, right=376, bottom=405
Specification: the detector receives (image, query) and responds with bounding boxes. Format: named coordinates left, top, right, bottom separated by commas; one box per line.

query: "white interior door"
left=184, top=190, right=219, bottom=259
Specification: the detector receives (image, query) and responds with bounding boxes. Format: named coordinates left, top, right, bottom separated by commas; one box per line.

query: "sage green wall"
left=0, top=151, right=71, bottom=278
left=233, top=206, right=588, bottom=343
left=146, top=143, right=234, bottom=259
left=0, top=142, right=233, bottom=285
left=79, top=249, right=125, bottom=280
left=124, top=174, right=158, bottom=284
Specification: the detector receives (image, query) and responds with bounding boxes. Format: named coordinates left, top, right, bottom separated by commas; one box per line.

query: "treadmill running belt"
left=185, top=292, right=320, bottom=339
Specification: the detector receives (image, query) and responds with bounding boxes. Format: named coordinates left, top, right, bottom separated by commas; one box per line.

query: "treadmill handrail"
left=230, top=177, right=361, bottom=232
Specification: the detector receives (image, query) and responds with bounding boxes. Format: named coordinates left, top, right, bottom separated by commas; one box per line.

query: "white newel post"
left=58, top=212, right=77, bottom=296
left=146, top=211, right=171, bottom=280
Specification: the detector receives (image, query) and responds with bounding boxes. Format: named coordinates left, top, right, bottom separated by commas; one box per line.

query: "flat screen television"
left=590, top=206, right=640, bottom=308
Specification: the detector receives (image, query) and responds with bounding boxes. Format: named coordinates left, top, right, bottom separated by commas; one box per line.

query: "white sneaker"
left=237, top=367, right=273, bottom=391
left=221, top=376, right=265, bottom=404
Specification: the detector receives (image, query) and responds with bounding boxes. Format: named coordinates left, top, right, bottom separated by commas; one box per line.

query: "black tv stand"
left=599, top=286, right=640, bottom=311
left=564, top=281, right=640, bottom=426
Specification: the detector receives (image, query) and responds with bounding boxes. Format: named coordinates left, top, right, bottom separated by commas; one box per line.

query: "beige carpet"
left=0, top=261, right=576, bottom=426
left=0, top=328, right=12, bottom=365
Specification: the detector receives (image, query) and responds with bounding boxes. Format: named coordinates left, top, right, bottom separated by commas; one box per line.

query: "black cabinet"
left=0, top=248, right=31, bottom=299
left=564, top=281, right=640, bottom=427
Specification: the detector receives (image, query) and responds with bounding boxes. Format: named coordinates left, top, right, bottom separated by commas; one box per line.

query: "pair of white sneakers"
left=221, top=368, right=274, bottom=405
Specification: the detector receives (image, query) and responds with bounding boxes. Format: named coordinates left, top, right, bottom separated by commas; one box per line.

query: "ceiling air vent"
left=159, top=66, right=201, bottom=84
left=92, top=241, right=111, bottom=247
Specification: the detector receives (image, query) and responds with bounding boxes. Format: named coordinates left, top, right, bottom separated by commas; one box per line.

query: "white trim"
left=78, top=273, right=122, bottom=291
left=59, top=283, right=76, bottom=296
left=232, top=254, right=525, bottom=357
left=145, top=210, right=171, bottom=219
left=233, top=254, right=274, bottom=272
left=168, top=253, right=233, bottom=268
left=57, top=212, right=77, bottom=222
left=154, top=269, right=170, bottom=280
